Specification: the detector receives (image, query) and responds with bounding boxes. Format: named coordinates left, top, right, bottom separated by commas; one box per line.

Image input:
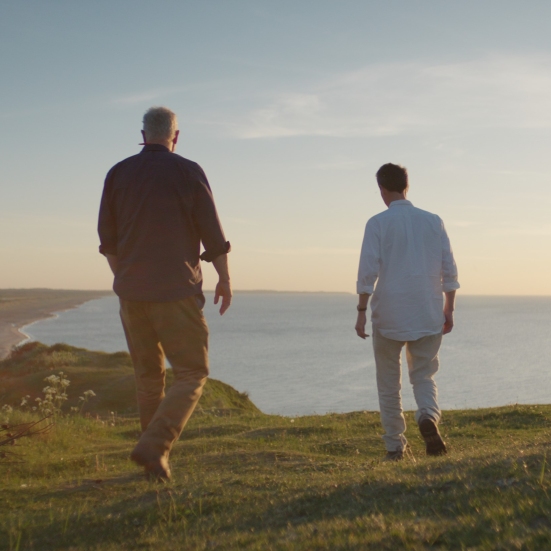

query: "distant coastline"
left=0, top=289, right=113, bottom=360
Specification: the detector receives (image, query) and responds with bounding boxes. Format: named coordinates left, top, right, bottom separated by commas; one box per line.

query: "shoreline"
left=16, top=310, right=64, bottom=349
left=3, top=309, right=81, bottom=359
left=0, top=289, right=112, bottom=360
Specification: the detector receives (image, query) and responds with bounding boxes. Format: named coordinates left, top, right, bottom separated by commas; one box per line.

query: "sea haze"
left=23, top=293, right=551, bottom=416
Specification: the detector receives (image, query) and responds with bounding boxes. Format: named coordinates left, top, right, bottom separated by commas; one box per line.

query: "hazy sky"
left=1, top=1, right=551, bottom=294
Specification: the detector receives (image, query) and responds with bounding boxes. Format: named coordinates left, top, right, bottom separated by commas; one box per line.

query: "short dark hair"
left=376, top=163, right=408, bottom=193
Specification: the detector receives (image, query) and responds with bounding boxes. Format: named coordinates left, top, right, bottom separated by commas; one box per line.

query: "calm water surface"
left=23, top=294, right=551, bottom=416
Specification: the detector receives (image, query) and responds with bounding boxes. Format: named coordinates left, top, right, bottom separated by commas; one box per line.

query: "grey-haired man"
left=98, top=107, right=232, bottom=480
left=355, top=163, right=459, bottom=461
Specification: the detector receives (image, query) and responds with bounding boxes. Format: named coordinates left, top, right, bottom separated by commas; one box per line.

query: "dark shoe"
left=418, top=416, right=447, bottom=456
left=131, top=444, right=172, bottom=482
left=383, top=449, right=404, bottom=462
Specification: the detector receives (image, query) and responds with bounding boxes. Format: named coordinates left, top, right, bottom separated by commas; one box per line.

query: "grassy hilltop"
left=2, top=344, right=551, bottom=550
left=0, top=342, right=259, bottom=416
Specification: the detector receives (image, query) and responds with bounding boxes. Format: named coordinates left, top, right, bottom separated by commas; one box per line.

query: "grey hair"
left=142, top=106, right=178, bottom=142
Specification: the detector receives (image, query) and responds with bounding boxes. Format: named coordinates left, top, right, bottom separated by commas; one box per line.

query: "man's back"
left=355, top=163, right=457, bottom=460
left=98, top=144, right=229, bottom=302
left=357, top=200, right=458, bottom=340
left=98, top=106, right=232, bottom=481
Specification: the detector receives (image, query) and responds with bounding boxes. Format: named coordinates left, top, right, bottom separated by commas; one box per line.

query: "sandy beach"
left=0, top=289, right=112, bottom=360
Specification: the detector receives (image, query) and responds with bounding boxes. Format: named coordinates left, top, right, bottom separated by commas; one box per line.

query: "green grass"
left=2, top=345, right=551, bottom=550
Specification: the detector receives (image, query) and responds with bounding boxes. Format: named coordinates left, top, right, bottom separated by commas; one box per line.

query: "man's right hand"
left=214, top=280, right=232, bottom=315
left=442, top=290, right=456, bottom=335
left=355, top=312, right=370, bottom=339
left=212, top=253, right=232, bottom=315
left=443, top=309, right=454, bottom=334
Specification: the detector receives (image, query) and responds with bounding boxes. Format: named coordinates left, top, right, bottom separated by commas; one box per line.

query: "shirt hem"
left=114, top=285, right=203, bottom=303
left=373, top=326, right=443, bottom=342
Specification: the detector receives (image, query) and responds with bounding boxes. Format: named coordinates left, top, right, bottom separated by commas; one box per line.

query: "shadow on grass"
left=10, top=450, right=551, bottom=550
left=8, top=485, right=178, bottom=550
left=230, top=463, right=551, bottom=549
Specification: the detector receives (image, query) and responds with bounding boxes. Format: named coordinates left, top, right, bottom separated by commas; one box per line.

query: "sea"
left=21, top=293, right=551, bottom=416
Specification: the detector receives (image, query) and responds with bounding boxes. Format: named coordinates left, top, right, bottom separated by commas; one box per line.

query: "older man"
left=355, top=163, right=459, bottom=461
left=98, top=106, right=231, bottom=480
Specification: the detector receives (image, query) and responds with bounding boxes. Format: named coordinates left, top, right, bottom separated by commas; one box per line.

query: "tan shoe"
left=130, top=444, right=172, bottom=482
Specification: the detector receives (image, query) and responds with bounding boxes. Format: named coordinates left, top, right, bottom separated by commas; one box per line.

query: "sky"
left=1, top=1, right=551, bottom=295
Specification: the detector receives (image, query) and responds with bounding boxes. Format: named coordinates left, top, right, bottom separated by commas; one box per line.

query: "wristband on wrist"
left=357, top=306, right=367, bottom=312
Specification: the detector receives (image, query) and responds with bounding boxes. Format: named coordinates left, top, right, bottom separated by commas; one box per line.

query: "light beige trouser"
left=372, top=328, right=442, bottom=452
left=120, top=296, right=209, bottom=456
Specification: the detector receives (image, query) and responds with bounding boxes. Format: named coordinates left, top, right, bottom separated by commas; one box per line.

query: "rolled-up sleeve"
left=191, top=165, right=231, bottom=262
left=441, top=221, right=460, bottom=292
left=357, top=219, right=380, bottom=294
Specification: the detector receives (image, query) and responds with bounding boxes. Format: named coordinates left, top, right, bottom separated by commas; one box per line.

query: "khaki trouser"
left=120, top=296, right=209, bottom=455
left=372, top=328, right=442, bottom=452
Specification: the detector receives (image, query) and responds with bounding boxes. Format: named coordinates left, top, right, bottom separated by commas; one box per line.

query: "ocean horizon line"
left=3, top=287, right=551, bottom=298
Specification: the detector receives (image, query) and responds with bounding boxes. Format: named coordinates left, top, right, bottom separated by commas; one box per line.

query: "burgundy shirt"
left=98, top=144, right=230, bottom=302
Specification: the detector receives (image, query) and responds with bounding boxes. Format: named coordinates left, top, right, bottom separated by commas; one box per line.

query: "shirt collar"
left=389, top=199, right=413, bottom=207
left=140, top=144, right=170, bottom=153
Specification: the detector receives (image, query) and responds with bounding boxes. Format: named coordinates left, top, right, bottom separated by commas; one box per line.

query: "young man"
left=98, top=107, right=232, bottom=480
left=355, top=163, right=459, bottom=461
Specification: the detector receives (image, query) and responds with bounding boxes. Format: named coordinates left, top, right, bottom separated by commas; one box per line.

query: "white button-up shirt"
left=357, top=200, right=460, bottom=341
